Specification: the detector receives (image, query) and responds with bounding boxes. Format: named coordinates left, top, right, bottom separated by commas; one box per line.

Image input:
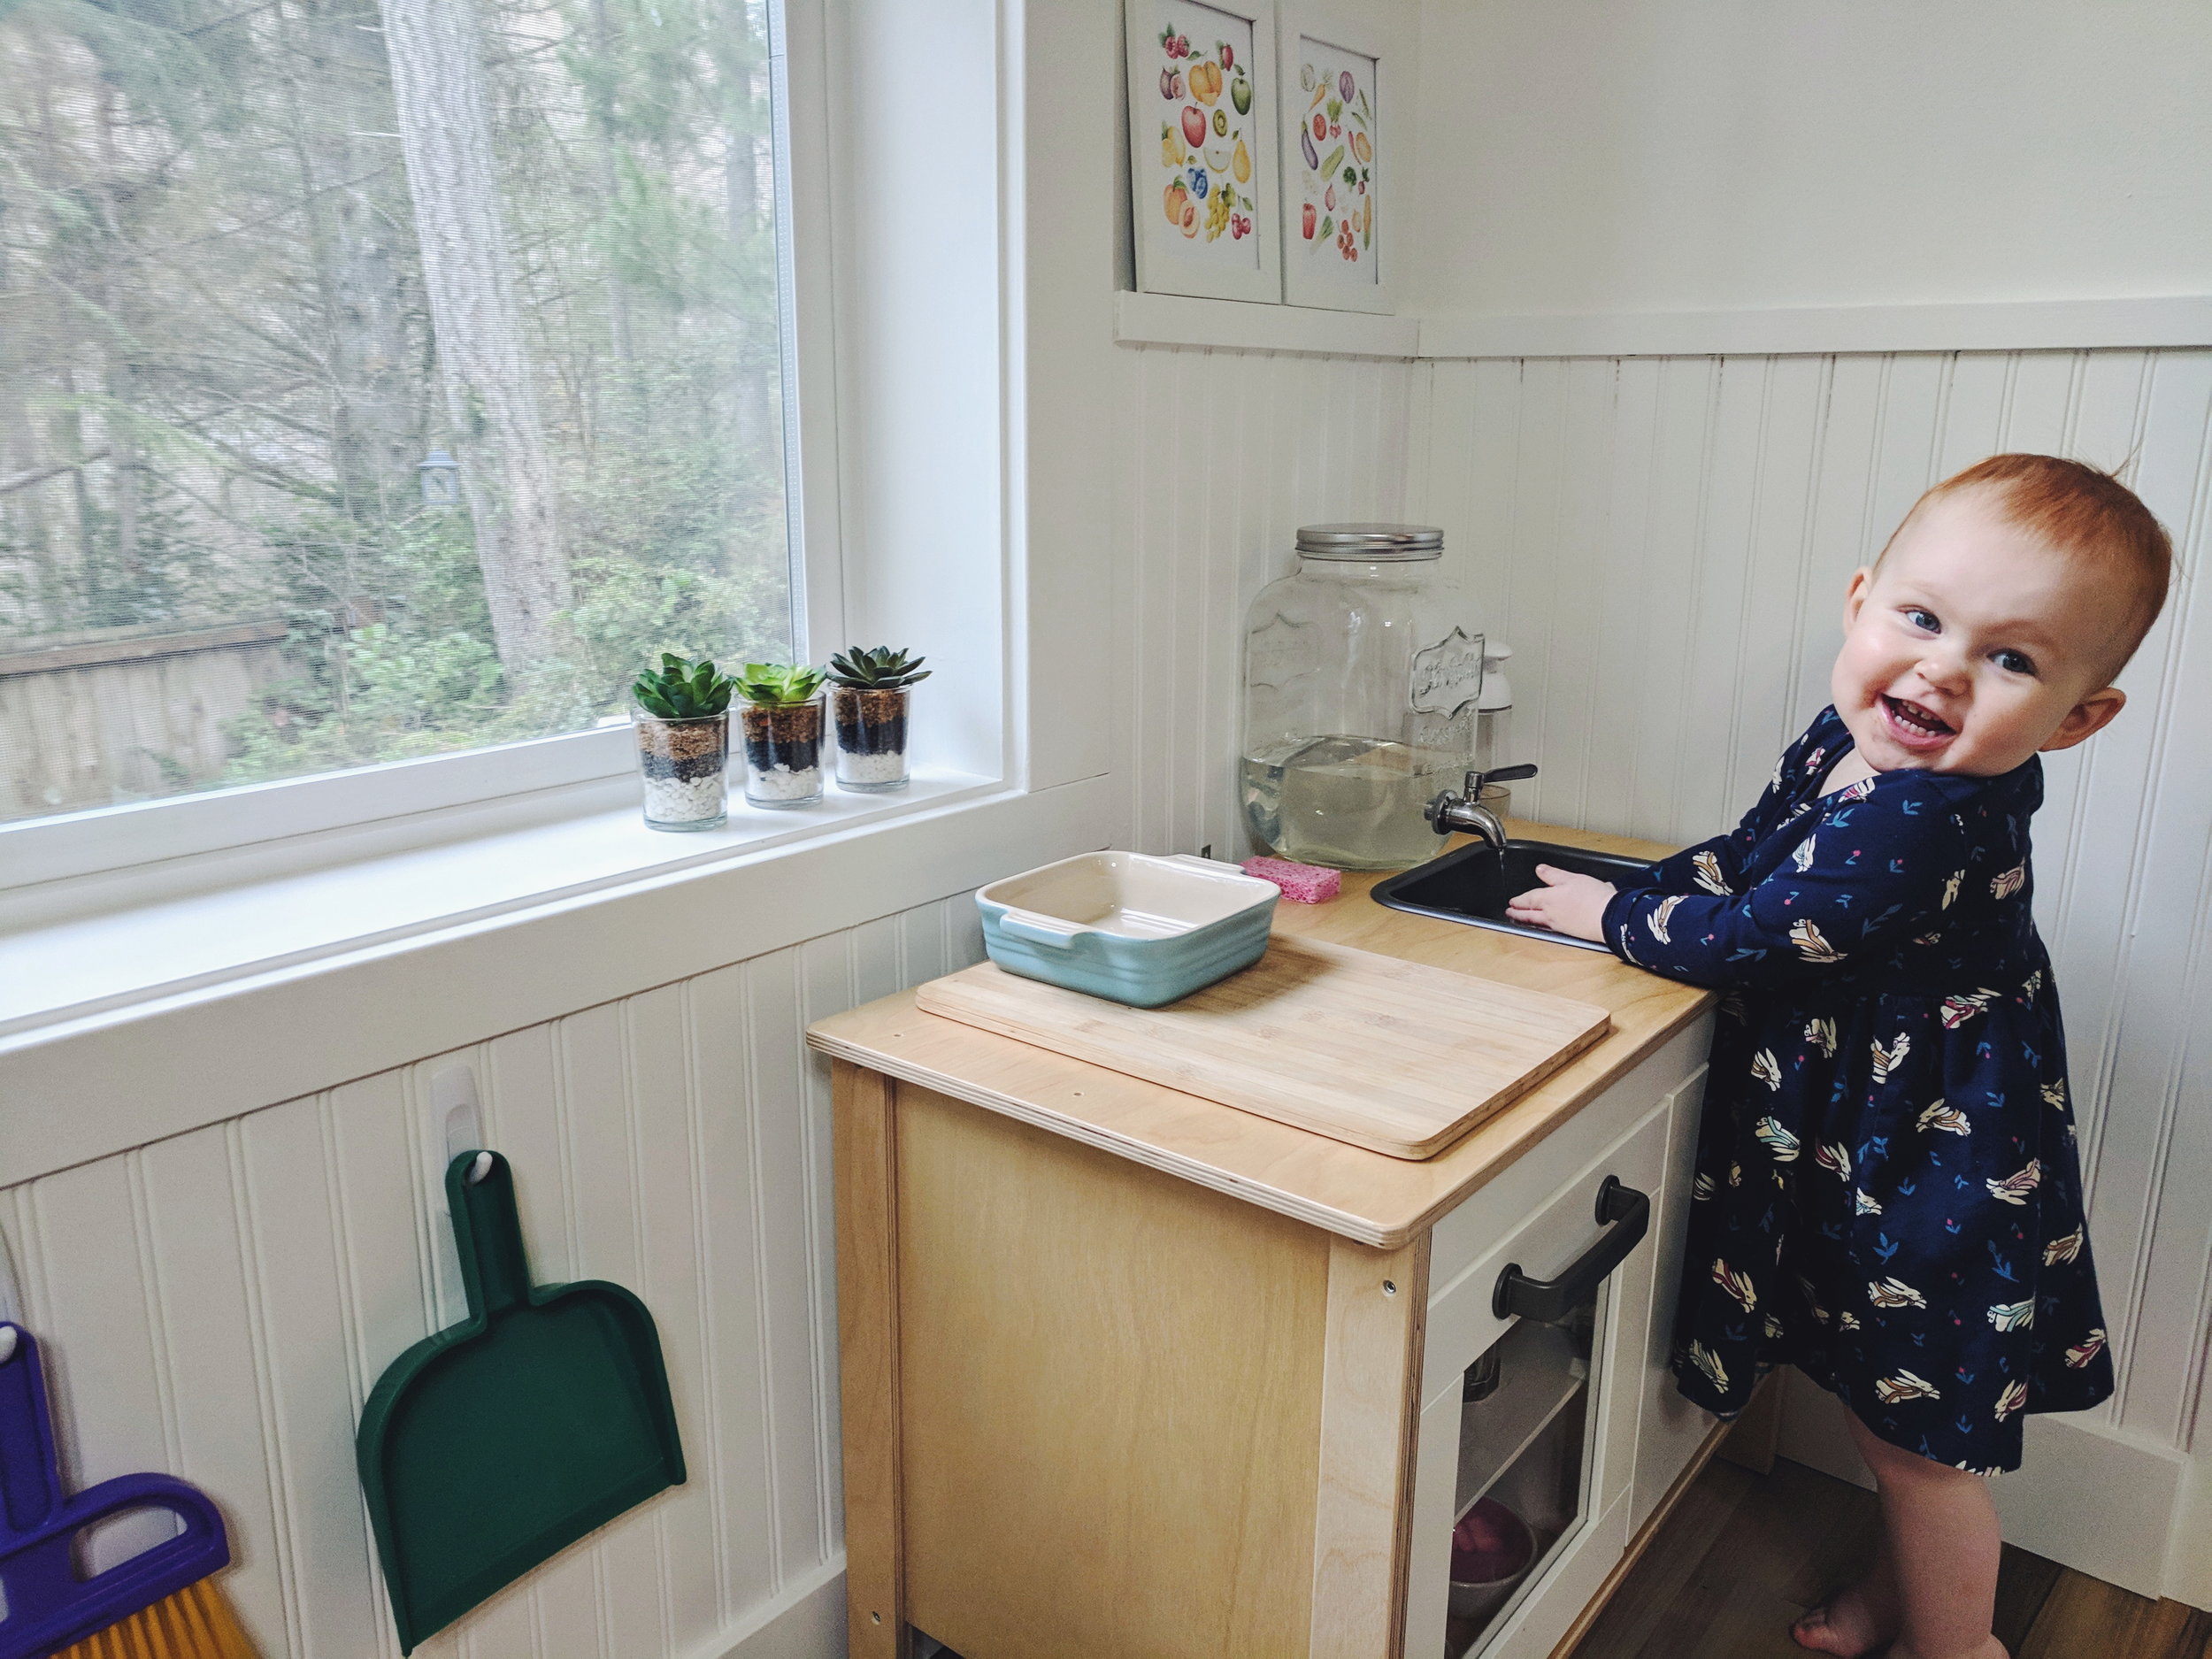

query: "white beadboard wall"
left=1118, top=339, right=2212, bottom=1461
left=0, top=893, right=985, bottom=1659
left=1113, top=344, right=1419, bottom=861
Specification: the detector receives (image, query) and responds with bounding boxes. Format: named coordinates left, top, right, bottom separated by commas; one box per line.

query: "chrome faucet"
left=1424, top=763, right=1537, bottom=852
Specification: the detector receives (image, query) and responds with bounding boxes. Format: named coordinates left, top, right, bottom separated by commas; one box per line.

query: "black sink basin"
left=1371, top=839, right=1655, bottom=951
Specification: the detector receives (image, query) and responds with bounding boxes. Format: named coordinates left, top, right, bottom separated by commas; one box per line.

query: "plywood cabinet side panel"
left=1310, top=1232, right=1431, bottom=1659
left=895, top=1083, right=1329, bottom=1659
left=831, top=1062, right=907, bottom=1659
left=1628, top=1066, right=1716, bottom=1540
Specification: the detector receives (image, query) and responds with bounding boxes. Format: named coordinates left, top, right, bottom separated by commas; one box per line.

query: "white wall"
left=0, top=894, right=984, bottom=1659
left=1406, top=0, right=2212, bottom=317
left=1115, top=345, right=1418, bottom=862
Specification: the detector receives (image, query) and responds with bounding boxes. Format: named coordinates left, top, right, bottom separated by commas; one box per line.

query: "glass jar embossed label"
left=1408, top=626, right=1486, bottom=718
left=1243, top=611, right=1314, bottom=690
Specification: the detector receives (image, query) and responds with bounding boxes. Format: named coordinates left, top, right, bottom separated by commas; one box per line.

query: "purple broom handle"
left=0, top=1323, right=231, bottom=1659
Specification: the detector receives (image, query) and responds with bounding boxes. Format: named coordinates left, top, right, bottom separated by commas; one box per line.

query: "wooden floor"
left=1565, top=1456, right=2212, bottom=1659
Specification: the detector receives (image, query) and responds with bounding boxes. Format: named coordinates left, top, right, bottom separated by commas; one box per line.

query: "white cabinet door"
left=1628, top=1064, right=1722, bottom=1539
left=1403, top=1101, right=1671, bottom=1659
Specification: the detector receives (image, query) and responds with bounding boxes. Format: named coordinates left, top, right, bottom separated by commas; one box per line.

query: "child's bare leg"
left=1844, top=1410, right=2006, bottom=1659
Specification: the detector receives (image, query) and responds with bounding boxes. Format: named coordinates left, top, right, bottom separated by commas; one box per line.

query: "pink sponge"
left=1242, top=856, right=1341, bottom=903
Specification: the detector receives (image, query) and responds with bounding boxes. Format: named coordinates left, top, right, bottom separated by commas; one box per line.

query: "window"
left=0, top=0, right=800, bottom=837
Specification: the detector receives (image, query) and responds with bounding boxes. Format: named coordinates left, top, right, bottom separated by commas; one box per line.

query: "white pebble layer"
left=837, top=749, right=907, bottom=786
left=747, top=763, right=821, bottom=803
left=643, top=773, right=726, bottom=826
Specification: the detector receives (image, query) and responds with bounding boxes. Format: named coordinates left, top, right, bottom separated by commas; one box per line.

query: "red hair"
left=1883, top=454, right=2174, bottom=681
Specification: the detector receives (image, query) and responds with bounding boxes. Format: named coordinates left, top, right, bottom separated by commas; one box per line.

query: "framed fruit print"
left=1126, top=0, right=1280, bottom=303
left=1276, top=4, right=1394, bottom=313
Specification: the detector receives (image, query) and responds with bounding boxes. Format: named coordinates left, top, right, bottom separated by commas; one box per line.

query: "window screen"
left=0, top=0, right=793, bottom=825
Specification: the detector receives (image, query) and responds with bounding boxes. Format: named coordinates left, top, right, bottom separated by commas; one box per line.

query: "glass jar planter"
left=1240, top=523, right=1481, bottom=870
left=741, top=697, right=825, bottom=808
left=634, top=710, right=729, bottom=831
left=833, top=686, right=911, bottom=792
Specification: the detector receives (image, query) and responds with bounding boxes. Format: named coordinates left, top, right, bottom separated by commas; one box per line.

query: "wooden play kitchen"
left=809, top=824, right=1724, bottom=1659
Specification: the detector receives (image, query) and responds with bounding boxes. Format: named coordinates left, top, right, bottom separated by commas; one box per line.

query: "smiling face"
left=1830, top=488, right=2135, bottom=778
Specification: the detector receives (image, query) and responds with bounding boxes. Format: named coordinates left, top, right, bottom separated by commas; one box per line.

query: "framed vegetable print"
left=1126, top=0, right=1280, bottom=303
left=1276, top=4, right=1394, bottom=313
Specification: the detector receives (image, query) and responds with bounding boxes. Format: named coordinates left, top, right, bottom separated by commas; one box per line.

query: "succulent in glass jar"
left=632, top=654, right=734, bottom=830
left=735, top=662, right=828, bottom=807
left=827, top=647, right=927, bottom=793
left=826, top=646, right=931, bottom=691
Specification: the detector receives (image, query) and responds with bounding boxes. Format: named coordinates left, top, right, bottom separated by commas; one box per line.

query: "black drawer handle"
left=1492, top=1176, right=1651, bottom=1323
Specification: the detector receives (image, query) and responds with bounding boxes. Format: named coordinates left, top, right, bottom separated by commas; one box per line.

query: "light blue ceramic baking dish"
left=976, top=852, right=1279, bottom=1008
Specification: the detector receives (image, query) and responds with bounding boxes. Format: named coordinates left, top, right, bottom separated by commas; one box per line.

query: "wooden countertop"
left=806, top=821, right=1714, bottom=1248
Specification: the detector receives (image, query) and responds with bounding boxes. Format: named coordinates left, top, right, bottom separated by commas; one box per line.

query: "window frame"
left=0, top=0, right=853, bottom=895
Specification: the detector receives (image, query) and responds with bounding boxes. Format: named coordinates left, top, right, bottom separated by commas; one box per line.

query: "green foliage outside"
left=0, top=0, right=792, bottom=818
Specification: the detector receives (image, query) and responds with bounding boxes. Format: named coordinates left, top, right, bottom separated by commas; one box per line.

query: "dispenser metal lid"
left=1294, top=522, right=1445, bottom=559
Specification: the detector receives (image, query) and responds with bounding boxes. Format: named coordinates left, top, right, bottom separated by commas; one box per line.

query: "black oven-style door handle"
left=1492, top=1176, right=1651, bottom=1323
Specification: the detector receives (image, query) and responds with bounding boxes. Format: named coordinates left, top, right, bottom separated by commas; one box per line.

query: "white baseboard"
left=686, top=1557, right=847, bottom=1659
left=1774, top=1368, right=2186, bottom=1601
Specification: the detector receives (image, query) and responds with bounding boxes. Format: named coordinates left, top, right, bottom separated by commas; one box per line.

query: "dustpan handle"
left=447, top=1152, right=534, bottom=1318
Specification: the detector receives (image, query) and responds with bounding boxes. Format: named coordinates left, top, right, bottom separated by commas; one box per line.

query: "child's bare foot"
left=1792, top=1582, right=1893, bottom=1656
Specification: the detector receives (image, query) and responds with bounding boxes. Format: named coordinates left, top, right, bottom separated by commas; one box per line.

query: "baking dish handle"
left=997, top=913, right=1083, bottom=949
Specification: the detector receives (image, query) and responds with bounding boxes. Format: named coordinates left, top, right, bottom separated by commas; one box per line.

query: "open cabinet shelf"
left=1453, top=1318, right=1589, bottom=1525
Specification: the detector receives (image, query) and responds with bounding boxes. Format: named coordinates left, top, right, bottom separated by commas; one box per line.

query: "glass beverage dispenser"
left=1240, top=524, right=1482, bottom=869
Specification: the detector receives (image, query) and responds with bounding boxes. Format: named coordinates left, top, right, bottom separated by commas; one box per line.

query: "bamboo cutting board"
left=913, top=936, right=1612, bottom=1160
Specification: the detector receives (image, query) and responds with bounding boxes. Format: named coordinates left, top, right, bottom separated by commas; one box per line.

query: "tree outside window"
left=0, top=0, right=794, bottom=824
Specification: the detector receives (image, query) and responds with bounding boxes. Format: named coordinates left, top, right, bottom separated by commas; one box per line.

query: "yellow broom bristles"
left=54, top=1577, right=257, bottom=1659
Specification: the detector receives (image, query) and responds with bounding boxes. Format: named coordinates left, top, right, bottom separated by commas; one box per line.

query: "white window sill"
left=0, top=766, right=999, bottom=1042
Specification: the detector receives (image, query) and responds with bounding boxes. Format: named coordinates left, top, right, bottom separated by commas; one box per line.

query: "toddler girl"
left=1508, top=454, right=2173, bottom=1659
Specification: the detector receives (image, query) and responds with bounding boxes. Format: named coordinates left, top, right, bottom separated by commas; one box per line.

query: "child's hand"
left=1504, top=865, right=1616, bottom=942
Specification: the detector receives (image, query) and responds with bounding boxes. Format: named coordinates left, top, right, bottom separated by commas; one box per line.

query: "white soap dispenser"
left=1474, top=641, right=1515, bottom=813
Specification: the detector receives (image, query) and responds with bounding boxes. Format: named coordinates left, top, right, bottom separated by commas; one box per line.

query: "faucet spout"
left=1424, top=762, right=1538, bottom=853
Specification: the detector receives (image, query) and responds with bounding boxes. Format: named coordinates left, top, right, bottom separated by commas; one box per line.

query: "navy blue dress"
left=1601, top=707, right=2113, bottom=1472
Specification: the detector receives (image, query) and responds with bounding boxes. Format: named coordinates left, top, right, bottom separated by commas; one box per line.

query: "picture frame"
left=1125, top=0, right=1281, bottom=304
left=1275, top=3, right=1395, bottom=314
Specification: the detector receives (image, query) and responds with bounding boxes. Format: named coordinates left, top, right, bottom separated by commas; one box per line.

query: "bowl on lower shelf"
left=974, top=851, right=1279, bottom=1007
left=1448, top=1497, right=1537, bottom=1621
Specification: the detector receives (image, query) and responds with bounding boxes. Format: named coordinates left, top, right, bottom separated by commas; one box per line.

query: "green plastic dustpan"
left=357, top=1152, right=684, bottom=1651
